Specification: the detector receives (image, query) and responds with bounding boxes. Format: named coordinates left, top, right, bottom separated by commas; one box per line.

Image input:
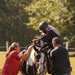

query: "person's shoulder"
left=10, top=50, right=19, bottom=55
left=59, top=46, right=68, bottom=53
left=50, top=47, right=58, bottom=56
left=53, top=46, right=59, bottom=50
left=59, top=46, right=67, bottom=50
left=48, top=29, right=54, bottom=34
left=47, top=30, right=54, bottom=35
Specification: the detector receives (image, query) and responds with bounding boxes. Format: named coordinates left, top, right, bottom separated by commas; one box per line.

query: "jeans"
left=54, top=72, right=71, bottom=75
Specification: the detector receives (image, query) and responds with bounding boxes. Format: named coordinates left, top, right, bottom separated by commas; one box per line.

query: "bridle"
left=33, top=43, right=46, bottom=75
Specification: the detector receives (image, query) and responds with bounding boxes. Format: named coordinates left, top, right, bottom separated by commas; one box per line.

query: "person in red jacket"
left=2, top=42, right=33, bottom=75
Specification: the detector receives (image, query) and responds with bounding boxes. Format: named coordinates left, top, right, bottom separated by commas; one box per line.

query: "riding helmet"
left=39, top=21, right=48, bottom=31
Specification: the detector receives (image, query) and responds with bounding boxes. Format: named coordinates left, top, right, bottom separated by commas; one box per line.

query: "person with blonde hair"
left=2, top=42, right=33, bottom=75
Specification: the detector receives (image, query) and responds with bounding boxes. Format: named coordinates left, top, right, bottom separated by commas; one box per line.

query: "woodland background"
left=0, top=0, right=75, bottom=48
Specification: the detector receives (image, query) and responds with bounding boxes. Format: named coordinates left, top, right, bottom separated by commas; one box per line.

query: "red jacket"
left=2, top=50, right=24, bottom=75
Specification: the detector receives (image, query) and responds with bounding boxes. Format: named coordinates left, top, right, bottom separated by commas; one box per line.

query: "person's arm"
left=49, top=60, right=54, bottom=72
left=21, top=45, right=34, bottom=61
left=49, top=50, right=54, bottom=72
left=32, top=38, right=42, bottom=43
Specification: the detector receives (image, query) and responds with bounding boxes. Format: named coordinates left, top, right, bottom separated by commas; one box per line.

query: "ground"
left=0, top=52, right=75, bottom=75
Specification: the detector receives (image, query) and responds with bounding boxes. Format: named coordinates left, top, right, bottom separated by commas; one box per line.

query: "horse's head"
left=31, top=44, right=46, bottom=75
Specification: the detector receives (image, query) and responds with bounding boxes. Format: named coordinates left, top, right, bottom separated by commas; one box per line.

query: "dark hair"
left=6, top=42, right=19, bottom=57
left=52, top=37, right=61, bottom=44
left=39, top=21, right=48, bottom=31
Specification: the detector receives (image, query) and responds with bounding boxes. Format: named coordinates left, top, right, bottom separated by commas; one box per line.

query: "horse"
left=21, top=42, right=47, bottom=75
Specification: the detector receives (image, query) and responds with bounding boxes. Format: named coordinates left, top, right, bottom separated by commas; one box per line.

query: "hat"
left=39, top=21, right=48, bottom=31
left=52, top=37, right=61, bottom=44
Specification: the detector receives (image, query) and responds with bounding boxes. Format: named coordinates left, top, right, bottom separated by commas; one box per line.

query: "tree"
left=0, top=0, right=75, bottom=48
left=25, top=0, right=75, bottom=47
left=0, top=0, right=38, bottom=47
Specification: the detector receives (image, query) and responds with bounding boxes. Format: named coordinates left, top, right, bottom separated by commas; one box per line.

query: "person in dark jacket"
left=33, top=21, right=60, bottom=73
left=49, top=37, right=72, bottom=75
left=33, top=21, right=60, bottom=51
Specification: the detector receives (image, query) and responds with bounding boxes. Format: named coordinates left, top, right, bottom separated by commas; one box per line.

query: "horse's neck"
left=39, top=53, right=45, bottom=63
left=27, top=49, right=35, bottom=66
left=26, top=46, right=45, bottom=64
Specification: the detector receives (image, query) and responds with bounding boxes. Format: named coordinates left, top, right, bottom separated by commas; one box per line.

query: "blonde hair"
left=6, top=42, right=19, bottom=57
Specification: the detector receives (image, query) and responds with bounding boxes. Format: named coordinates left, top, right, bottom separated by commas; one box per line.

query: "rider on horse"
left=33, top=21, right=60, bottom=73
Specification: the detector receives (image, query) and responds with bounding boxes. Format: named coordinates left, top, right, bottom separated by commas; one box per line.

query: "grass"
left=0, top=52, right=75, bottom=75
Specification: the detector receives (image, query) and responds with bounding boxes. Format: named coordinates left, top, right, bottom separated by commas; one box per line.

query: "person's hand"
left=20, top=50, right=26, bottom=54
left=23, top=45, right=34, bottom=61
left=28, top=45, right=34, bottom=50
left=32, top=39, right=39, bottom=43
